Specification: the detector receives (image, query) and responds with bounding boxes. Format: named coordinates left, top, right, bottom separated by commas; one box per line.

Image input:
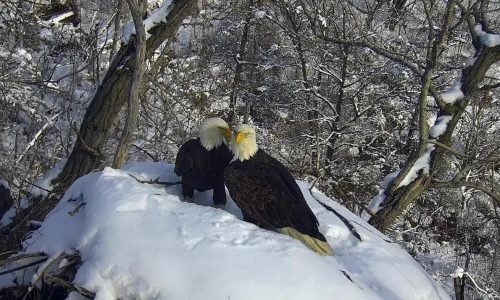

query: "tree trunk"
left=113, top=0, right=147, bottom=168
left=369, top=43, right=500, bottom=231
left=228, top=0, right=254, bottom=124
left=109, top=0, right=124, bottom=62
left=0, top=180, right=13, bottom=221
left=29, top=0, right=198, bottom=222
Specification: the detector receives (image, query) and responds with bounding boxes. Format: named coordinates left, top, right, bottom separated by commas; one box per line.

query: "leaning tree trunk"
left=26, top=0, right=198, bottom=223
left=368, top=42, right=500, bottom=231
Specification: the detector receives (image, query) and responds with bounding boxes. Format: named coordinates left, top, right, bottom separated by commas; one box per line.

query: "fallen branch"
left=45, top=274, right=95, bottom=299
left=68, top=202, right=87, bottom=217
left=348, top=220, right=396, bottom=243
left=127, top=173, right=181, bottom=187
left=24, top=251, right=65, bottom=299
left=0, top=252, right=47, bottom=267
left=0, top=250, right=18, bottom=261
left=0, top=257, right=48, bottom=276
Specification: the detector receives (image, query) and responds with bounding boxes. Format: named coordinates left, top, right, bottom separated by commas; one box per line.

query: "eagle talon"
left=184, top=196, right=194, bottom=203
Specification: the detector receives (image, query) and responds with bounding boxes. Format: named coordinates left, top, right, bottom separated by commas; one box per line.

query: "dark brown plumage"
left=224, top=124, right=333, bottom=255
left=175, top=138, right=232, bottom=206
left=225, top=149, right=326, bottom=239
left=174, top=117, right=232, bottom=205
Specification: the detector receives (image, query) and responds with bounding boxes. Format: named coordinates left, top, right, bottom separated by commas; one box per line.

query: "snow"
left=0, top=162, right=450, bottom=300
left=255, top=10, right=266, bottom=19
left=429, top=115, right=452, bottom=138
left=464, top=56, right=476, bottom=67
left=122, top=0, right=174, bottom=44
left=29, top=159, right=67, bottom=198
left=474, top=24, right=500, bottom=47
left=389, top=113, right=454, bottom=186
left=361, top=192, right=386, bottom=221
left=0, top=160, right=66, bottom=227
left=453, top=268, right=465, bottom=278
left=440, top=81, right=464, bottom=104
left=397, top=144, right=435, bottom=188
left=362, top=171, right=399, bottom=219
left=47, top=11, right=75, bottom=26
left=318, top=15, right=327, bottom=27
left=0, top=178, right=9, bottom=189
left=382, top=170, right=400, bottom=189
left=0, top=208, right=16, bottom=227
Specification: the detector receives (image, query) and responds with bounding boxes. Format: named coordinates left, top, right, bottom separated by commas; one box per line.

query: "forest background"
left=0, top=0, right=499, bottom=298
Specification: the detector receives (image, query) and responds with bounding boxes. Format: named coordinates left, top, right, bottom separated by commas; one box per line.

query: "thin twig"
left=308, top=188, right=362, bottom=241
left=428, top=140, right=471, bottom=159
left=431, top=179, right=500, bottom=206
left=309, top=174, right=377, bottom=218
left=347, top=220, right=396, bottom=243
left=132, top=144, right=158, bottom=161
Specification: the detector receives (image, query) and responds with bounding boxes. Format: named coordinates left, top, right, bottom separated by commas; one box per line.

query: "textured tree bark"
left=27, top=0, right=198, bottom=222
left=113, top=0, right=147, bottom=168
left=453, top=276, right=464, bottom=300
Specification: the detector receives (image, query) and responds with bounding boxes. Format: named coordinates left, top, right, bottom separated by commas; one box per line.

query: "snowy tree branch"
left=431, top=179, right=500, bottom=206
left=15, top=114, right=60, bottom=165
left=428, top=140, right=470, bottom=159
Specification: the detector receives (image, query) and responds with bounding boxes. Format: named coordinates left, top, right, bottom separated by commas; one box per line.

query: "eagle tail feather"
left=280, top=227, right=333, bottom=256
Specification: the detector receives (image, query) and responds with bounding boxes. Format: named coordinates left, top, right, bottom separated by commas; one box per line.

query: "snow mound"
left=1, top=162, right=450, bottom=300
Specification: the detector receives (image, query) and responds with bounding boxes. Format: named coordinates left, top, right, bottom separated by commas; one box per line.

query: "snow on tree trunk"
left=368, top=39, right=500, bottom=231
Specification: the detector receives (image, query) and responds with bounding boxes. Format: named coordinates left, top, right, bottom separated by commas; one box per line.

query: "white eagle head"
left=231, top=124, right=258, bottom=161
left=199, top=117, right=231, bottom=151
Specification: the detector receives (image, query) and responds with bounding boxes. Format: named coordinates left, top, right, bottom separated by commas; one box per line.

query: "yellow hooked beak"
left=223, top=127, right=232, bottom=142
left=235, top=132, right=244, bottom=144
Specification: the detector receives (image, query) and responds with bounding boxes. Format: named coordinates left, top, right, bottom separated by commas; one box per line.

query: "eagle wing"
left=264, top=161, right=320, bottom=235
left=174, top=140, right=196, bottom=176
left=225, top=152, right=320, bottom=239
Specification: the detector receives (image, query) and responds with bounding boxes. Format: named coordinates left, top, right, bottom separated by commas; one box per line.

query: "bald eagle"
left=174, top=118, right=232, bottom=206
left=224, top=124, right=333, bottom=255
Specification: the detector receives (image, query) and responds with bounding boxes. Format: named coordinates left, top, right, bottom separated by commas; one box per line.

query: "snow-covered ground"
left=0, top=162, right=450, bottom=300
